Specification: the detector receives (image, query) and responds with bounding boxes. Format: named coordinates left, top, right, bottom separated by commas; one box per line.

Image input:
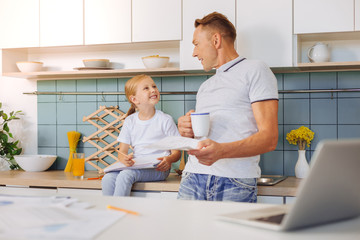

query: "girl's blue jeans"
left=177, top=172, right=257, bottom=202
left=102, top=169, right=170, bottom=196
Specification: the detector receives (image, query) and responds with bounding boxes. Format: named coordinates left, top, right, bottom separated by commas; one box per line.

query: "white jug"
left=307, top=42, right=330, bottom=63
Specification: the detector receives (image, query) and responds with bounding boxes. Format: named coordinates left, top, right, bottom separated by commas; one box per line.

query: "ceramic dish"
left=15, top=155, right=57, bottom=172
left=73, top=67, right=113, bottom=71
left=142, top=55, right=169, bottom=68
left=16, top=61, right=43, bottom=72
left=83, top=59, right=110, bottom=68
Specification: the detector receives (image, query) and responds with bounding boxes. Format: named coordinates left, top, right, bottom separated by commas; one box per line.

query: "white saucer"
left=73, top=67, right=114, bottom=70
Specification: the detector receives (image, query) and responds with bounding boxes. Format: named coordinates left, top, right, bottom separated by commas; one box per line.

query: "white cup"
left=190, top=112, right=210, bottom=139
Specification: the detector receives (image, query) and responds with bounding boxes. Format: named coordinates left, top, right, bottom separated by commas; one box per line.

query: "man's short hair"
left=194, top=12, right=236, bottom=43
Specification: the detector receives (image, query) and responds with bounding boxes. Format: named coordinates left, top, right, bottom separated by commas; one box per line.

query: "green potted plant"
left=0, top=102, right=23, bottom=170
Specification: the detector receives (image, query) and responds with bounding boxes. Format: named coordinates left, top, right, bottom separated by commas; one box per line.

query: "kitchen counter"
left=90, top=195, right=360, bottom=240
left=1, top=191, right=359, bottom=240
left=0, top=170, right=300, bottom=197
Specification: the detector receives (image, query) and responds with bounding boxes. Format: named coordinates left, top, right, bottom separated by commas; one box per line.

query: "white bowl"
left=83, top=59, right=109, bottom=68
left=14, top=155, right=57, bottom=172
left=142, top=55, right=169, bottom=69
left=16, top=61, right=43, bottom=72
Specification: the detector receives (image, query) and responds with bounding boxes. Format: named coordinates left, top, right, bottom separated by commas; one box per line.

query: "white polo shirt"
left=184, top=57, right=279, bottom=178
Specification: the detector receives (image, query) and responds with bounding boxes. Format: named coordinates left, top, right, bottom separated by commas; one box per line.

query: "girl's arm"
left=117, top=142, right=135, bottom=167
left=156, top=150, right=181, bottom=172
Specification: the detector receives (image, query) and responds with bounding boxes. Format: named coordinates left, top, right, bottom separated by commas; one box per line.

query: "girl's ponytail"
left=126, top=103, right=136, bottom=117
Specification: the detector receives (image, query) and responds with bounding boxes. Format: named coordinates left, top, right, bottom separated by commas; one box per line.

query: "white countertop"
left=72, top=195, right=360, bottom=240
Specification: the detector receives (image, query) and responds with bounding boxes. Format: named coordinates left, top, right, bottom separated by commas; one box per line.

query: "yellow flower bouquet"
left=286, top=126, right=315, bottom=150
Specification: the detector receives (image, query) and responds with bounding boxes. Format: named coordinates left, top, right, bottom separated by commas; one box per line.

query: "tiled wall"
left=37, top=71, right=360, bottom=176
left=37, top=76, right=207, bottom=172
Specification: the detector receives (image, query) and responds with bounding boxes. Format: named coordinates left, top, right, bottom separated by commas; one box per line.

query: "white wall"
left=0, top=50, right=38, bottom=154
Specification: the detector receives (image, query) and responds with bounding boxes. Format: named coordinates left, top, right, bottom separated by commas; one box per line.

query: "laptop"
left=218, top=139, right=360, bottom=231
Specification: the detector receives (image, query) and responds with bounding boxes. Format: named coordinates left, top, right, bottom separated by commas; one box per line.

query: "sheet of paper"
left=0, top=203, right=125, bottom=239
left=0, top=205, right=81, bottom=230
left=0, top=194, right=78, bottom=208
left=0, top=194, right=93, bottom=210
left=103, top=154, right=163, bottom=173
left=145, top=136, right=200, bottom=151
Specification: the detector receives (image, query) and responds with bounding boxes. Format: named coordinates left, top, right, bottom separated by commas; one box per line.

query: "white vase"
left=295, top=150, right=309, bottom=178
left=0, top=157, right=10, bottom=171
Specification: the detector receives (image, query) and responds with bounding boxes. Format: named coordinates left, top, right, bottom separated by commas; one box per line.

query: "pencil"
left=117, top=151, right=135, bottom=163
left=87, top=177, right=103, bottom=180
left=107, top=205, right=140, bottom=216
left=118, top=151, right=133, bottom=156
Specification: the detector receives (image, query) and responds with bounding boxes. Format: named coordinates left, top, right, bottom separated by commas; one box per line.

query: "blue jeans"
left=177, top=172, right=257, bottom=202
left=102, top=169, right=170, bottom=196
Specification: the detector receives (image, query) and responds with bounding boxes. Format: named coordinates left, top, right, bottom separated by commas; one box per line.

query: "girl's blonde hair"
left=124, top=74, right=152, bottom=116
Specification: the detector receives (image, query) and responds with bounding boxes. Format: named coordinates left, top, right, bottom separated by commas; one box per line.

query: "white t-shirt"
left=184, top=57, right=279, bottom=178
left=118, top=110, right=180, bottom=158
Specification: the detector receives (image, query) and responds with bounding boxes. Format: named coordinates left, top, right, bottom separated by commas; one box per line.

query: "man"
left=177, top=12, right=278, bottom=202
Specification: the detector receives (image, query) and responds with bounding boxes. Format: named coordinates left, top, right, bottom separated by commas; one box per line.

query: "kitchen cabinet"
left=57, top=187, right=102, bottom=197
left=294, top=0, right=354, bottom=34
left=236, top=0, right=292, bottom=67
left=356, top=0, right=360, bottom=31
left=180, top=0, right=236, bottom=70
left=40, top=0, right=83, bottom=47
left=84, top=0, right=131, bottom=45
left=132, top=0, right=181, bottom=42
left=285, top=197, right=296, bottom=204
left=131, top=191, right=178, bottom=199
left=0, top=186, right=57, bottom=196
left=257, top=196, right=284, bottom=204
left=0, top=0, right=39, bottom=49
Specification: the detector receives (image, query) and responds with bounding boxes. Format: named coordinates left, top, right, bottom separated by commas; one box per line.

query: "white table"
left=72, top=195, right=360, bottom=240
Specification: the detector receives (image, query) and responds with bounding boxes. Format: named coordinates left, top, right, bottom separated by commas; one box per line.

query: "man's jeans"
left=177, top=172, right=257, bottom=202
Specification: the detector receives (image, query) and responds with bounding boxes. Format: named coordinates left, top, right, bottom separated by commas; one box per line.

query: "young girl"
left=102, top=74, right=181, bottom=196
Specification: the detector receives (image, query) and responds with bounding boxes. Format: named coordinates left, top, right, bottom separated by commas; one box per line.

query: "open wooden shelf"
left=272, top=61, right=360, bottom=73
left=2, top=67, right=211, bottom=80
left=296, top=61, right=360, bottom=72
left=3, top=62, right=360, bottom=80
left=297, top=61, right=360, bottom=67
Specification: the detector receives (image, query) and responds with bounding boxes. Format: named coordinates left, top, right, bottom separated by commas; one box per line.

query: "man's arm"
left=188, top=100, right=278, bottom=166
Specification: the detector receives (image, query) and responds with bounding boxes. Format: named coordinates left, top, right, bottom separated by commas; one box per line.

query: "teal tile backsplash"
left=38, top=72, right=360, bottom=175
left=76, top=79, right=97, bottom=102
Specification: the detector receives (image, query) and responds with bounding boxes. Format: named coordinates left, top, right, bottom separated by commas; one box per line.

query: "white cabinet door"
left=130, top=191, right=162, bottom=198
left=84, top=0, right=131, bottom=45
left=180, top=0, right=236, bottom=70
left=40, top=0, right=83, bottom=47
left=285, top=197, right=296, bottom=204
left=0, top=0, right=39, bottom=48
left=257, top=196, right=284, bottom=204
left=356, top=0, right=360, bottom=31
left=0, top=186, right=57, bottom=196
left=236, top=0, right=292, bottom=67
left=57, top=188, right=102, bottom=197
left=132, top=0, right=181, bottom=42
left=294, top=0, right=354, bottom=34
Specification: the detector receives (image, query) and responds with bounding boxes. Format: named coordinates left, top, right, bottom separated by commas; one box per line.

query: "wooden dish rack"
left=82, top=105, right=126, bottom=174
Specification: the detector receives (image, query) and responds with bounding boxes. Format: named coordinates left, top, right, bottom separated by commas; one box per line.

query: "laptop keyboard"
left=254, top=214, right=286, bottom=224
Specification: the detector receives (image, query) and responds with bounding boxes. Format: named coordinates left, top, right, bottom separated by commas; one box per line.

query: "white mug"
left=190, top=112, right=210, bottom=139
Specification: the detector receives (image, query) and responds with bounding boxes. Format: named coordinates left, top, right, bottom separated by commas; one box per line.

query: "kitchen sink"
left=257, top=176, right=287, bottom=186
